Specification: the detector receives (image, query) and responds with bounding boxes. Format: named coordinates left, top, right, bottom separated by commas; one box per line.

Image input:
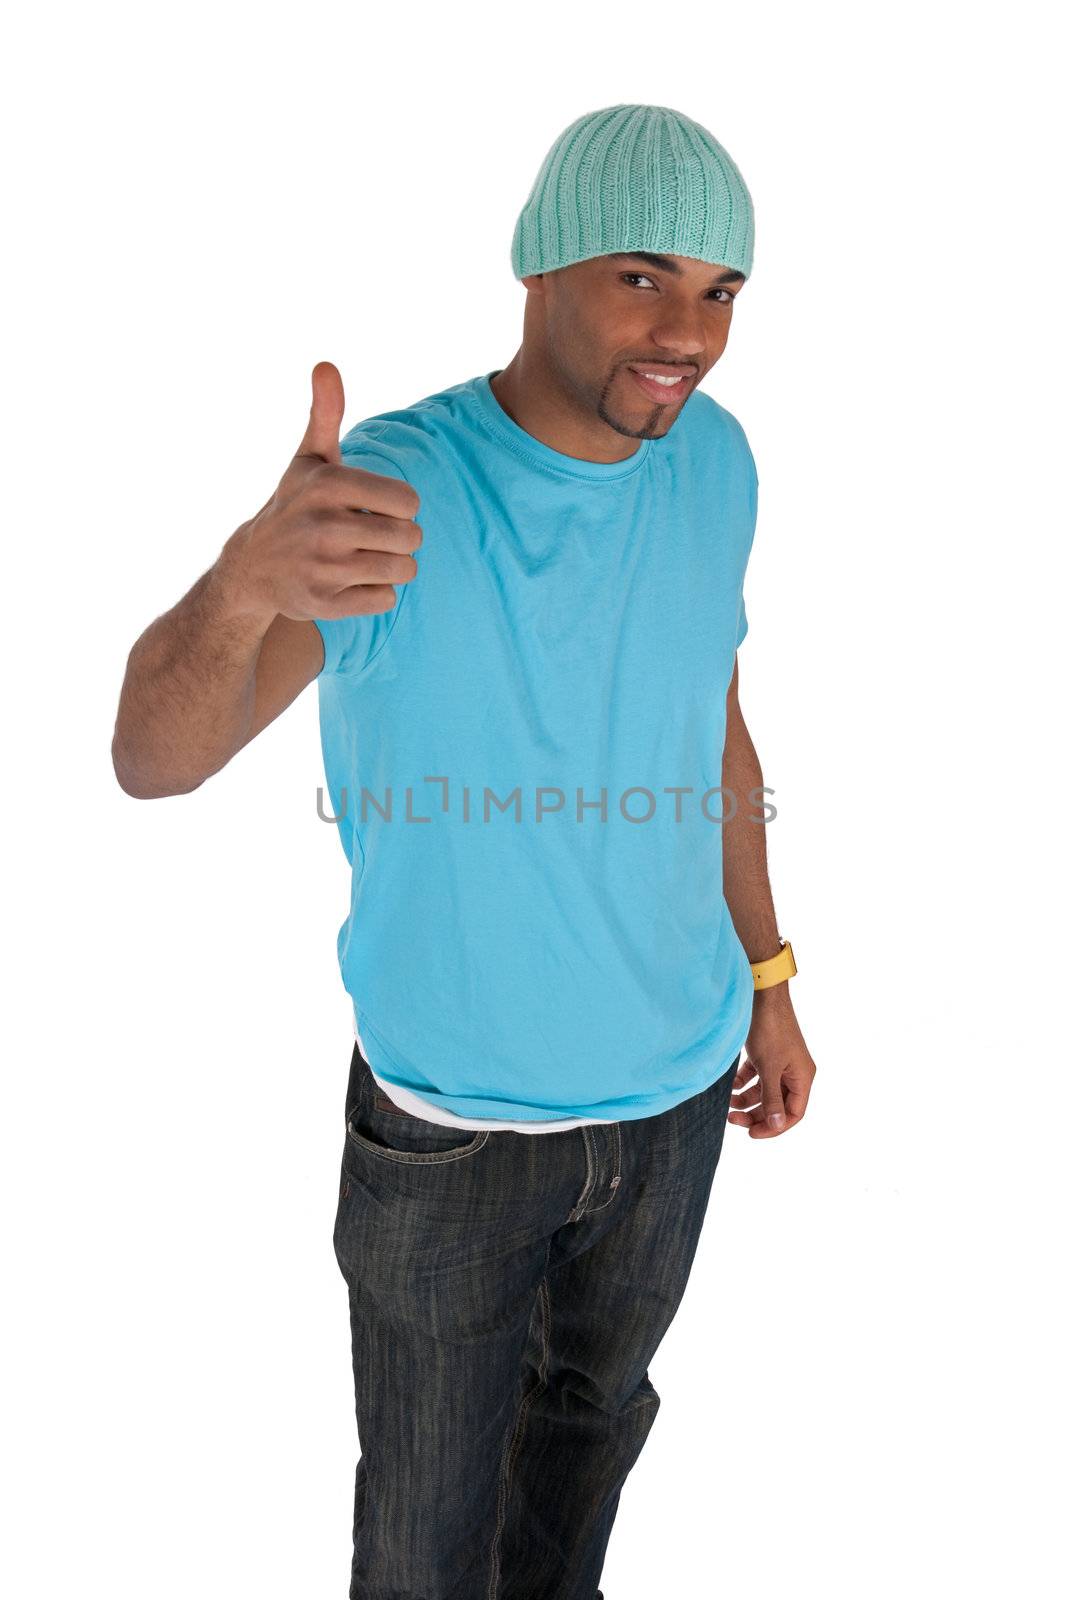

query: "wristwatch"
left=750, top=939, right=797, bottom=990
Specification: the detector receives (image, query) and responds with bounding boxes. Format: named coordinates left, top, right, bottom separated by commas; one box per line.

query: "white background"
left=4, top=2, right=1083, bottom=1595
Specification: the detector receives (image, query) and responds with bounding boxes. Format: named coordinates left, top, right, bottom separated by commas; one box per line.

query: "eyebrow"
left=607, top=251, right=745, bottom=285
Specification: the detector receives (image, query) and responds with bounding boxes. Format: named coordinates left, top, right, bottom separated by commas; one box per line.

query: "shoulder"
left=688, top=388, right=755, bottom=464
left=682, top=391, right=758, bottom=533
left=339, top=375, right=480, bottom=483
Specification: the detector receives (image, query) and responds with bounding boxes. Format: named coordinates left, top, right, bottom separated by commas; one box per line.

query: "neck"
left=488, top=351, right=644, bottom=466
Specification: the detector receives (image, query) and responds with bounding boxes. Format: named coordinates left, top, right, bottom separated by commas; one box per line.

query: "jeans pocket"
left=344, top=1067, right=491, bottom=1165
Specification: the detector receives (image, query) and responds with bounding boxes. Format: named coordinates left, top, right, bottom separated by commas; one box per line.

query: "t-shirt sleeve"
left=735, top=438, right=758, bottom=650
left=736, top=590, right=749, bottom=648
left=312, top=442, right=413, bottom=679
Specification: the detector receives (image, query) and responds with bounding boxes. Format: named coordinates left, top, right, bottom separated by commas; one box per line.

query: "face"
left=528, top=251, right=745, bottom=440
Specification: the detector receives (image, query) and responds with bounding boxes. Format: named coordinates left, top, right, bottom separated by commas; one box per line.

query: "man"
left=112, top=102, right=817, bottom=1599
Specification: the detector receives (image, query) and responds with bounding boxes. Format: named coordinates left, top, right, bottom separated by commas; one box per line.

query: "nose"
left=647, top=316, right=707, bottom=361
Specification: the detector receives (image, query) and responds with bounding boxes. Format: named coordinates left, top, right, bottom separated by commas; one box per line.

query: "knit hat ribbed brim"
left=511, top=103, right=754, bottom=282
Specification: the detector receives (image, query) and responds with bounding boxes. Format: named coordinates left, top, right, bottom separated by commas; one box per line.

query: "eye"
left=621, top=273, right=734, bottom=306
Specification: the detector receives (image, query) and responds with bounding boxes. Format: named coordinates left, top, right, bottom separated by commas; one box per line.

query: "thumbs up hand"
left=220, top=362, right=423, bottom=625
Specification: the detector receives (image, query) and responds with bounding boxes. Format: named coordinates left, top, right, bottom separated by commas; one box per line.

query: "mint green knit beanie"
left=511, top=103, right=754, bottom=282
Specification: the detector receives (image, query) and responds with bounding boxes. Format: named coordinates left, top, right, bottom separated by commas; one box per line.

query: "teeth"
left=635, top=371, right=684, bottom=385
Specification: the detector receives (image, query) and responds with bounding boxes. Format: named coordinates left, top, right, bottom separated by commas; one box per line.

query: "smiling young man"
left=112, top=103, right=817, bottom=1599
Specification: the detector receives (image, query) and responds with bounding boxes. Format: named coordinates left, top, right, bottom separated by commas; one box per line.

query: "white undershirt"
left=355, top=1026, right=615, bottom=1135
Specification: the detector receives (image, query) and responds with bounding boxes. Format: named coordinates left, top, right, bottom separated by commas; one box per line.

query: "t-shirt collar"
left=468, top=370, right=653, bottom=483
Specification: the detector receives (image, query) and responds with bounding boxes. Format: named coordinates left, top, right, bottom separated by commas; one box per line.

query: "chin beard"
left=598, top=402, right=670, bottom=439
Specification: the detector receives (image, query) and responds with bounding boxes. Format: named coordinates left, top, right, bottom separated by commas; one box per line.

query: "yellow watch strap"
left=750, top=940, right=797, bottom=990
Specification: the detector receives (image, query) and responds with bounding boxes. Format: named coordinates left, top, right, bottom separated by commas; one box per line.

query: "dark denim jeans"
left=332, top=1040, right=741, bottom=1600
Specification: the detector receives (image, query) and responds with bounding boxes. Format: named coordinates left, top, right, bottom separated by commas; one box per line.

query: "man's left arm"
left=721, top=653, right=817, bottom=1138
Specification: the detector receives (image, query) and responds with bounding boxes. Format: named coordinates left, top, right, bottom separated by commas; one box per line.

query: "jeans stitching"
left=584, top=1123, right=622, bottom=1214
left=345, top=1117, right=491, bottom=1165
left=487, top=1249, right=552, bottom=1600
left=569, top=1126, right=596, bottom=1220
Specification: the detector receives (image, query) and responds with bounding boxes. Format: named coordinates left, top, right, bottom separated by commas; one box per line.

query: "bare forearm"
left=722, top=686, right=817, bottom=1136
left=722, top=710, right=783, bottom=963
left=111, top=550, right=273, bottom=799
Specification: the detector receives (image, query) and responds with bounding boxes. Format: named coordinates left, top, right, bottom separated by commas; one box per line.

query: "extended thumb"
left=297, top=361, right=344, bottom=463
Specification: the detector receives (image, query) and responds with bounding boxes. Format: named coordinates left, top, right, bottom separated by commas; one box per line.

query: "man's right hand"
left=218, top=361, right=423, bottom=625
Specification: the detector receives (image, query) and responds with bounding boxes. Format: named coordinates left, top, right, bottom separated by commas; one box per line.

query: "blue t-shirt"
left=314, top=370, right=757, bottom=1123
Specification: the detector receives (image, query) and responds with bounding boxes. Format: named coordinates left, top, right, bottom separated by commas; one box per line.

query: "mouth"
left=626, top=365, right=696, bottom=406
